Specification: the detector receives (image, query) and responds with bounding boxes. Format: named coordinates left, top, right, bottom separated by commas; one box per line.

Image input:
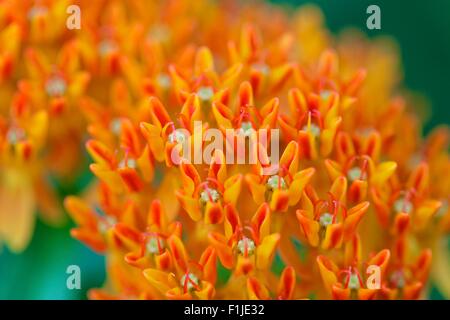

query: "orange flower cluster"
left=0, top=0, right=449, bottom=299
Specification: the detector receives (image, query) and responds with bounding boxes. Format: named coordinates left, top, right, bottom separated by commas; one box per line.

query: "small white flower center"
left=168, top=130, right=186, bottom=144
left=320, top=90, right=332, bottom=100
left=302, top=124, right=321, bottom=137
left=180, top=273, right=199, bottom=291
left=238, top=121, right=254, bottom=137
left=251, top=63, right=270, bottom=75
left=237, top=237, right=256, bottom=256
left=356, top=127, right=375, bottom=137
left=45, top=76, right=67, bottom=97
left=148, top=25, right=170, bottom=42
left=394, top=197, right=413, bottom=214
left=348, top=274, right=360, bottom=290
left=319, top=213, right=333, bottom=227
left=98, top=40, right=118, bottom=56
left=200, top=188, right=220, bottom=203
left=28, top=6, right=48, bottom=19
left=98, top=216, right=116, bottom=234
left=347, top=167, right=366, bottom=181
left=266, top=175, right=287, bottom=190
left=6, top=127, right=26, bottom=144
left=156, top=73, right=171, bottom=89
left=390, top=271, right=405, bottom=288
left=118, top=158, right=137, bottom=169
left=146, top=237, right=164, bottom=254
left=109, top=118, right=122, bottom=135
left=197, top=86, right=214, bottom=101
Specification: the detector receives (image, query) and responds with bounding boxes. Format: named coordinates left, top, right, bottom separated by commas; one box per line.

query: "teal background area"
left=0, top=220, right=105, bottom=299
left=0, top=0, right=449, bottom=299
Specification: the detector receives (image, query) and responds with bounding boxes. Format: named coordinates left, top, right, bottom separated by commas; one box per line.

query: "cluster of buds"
left=1, top=0, right=449, bottom=299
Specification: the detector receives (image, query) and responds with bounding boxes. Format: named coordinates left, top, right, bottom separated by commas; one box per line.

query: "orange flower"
left=317, top=248, right=390, bottom=300
left=381, top=237, right=432, bottom=300
left=140, top=95, right=203, bottom=167
left=296, top=177, right=370, bottom=249
left=209, top=203, right=279, bottom=275
left=246, top=141, right=315, bottom=212
left=175, top=151, right=243, bottom=224
left=143, top=237, right=217, bottom=300
left=0, top=105, right=57, bottom=252
left=1, top=0, right=447, bottom=300
left=247, top=266, right=297, bottom=300
left=115, top=200, right=181, bottom=271
left=325, top=131, right=397, bottom=203
left=64, top=194, right=114, bottom=253
left=371, top=162, right=442, bottom=231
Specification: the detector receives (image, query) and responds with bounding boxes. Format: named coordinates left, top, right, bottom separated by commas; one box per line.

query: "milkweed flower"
left=316, top=247, right=391, bottom=300
left=61, top=0, right=447, bottom=300
left=246, top=141, right=315, bottom=212
left=175, top=153, right=243, bottom=224
left=296, top=177, right=370, bottom=250
left=0, top=107, right=49, bottom=251
left=381, top=237, right=432, bottom=300
left=0, top=0, right=448, bottom=300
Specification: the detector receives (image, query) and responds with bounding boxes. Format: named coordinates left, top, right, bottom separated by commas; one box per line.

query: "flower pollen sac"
left=266, top=175, right=287, bottom=190
left=200, top=188, right=220, bottom=203
left=237, top=237, right=256, bottom=256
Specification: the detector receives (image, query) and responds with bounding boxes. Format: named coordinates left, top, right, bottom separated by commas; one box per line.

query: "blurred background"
left=0, top=0, right=449, bottom=299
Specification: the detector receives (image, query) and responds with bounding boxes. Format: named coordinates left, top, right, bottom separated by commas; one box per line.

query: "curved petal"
left=256, top=233, right=280, bottom=270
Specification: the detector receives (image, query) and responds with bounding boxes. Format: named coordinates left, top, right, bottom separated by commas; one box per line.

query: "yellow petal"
left=371, top=161, right=397, bottom=187
left=288, top=167, right=315, bottom=205
left=0, top=170, right=36, bottom=252
left=256, top=233, right=280, bottom=270
left=316, top=255, right=339, bottom=294
left=142, top=268, right=172, bottom=294
left=245, top=174, right=266, bottom=204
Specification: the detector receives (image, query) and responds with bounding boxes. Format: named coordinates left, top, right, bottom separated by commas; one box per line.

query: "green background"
left=0, top=0, right=449, bottom=299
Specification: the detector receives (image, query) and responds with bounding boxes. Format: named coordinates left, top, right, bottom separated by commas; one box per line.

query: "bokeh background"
left=1, top=0, right=449, bottom=299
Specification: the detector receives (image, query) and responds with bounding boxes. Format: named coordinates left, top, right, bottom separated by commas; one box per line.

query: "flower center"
left=347, top=167, right=366, bottom=181
left=390, top=270, right=405, bottom=289
left=180, top=273, right=199, bottom=292
left=98, top=216, right=117, bottom=234
left=237, top=237, right=256, bottom=256
left=118, top=157, right=137, bottom=169
left=146, top=237, right=164, bottom=254
left=28, top=6, right=48, bottom=19
left=200, top=188, right=220, bottom=203
left=320, top=90, right=332, bottom=100
left=302, top=123, right=321, bottom=137
left=394, top=197, right=413, bottom=214
left=45, top=75, right=67, bottom=97
left=109, top=118, right=122, bottom=135
left=319, top=212, right=333, bottom=227
left=251, top=63, right=270, bottom=75
left=348, top=273, right=361, bottom=290
left=98, top=40, right=118, bottom=56
left=168, top=131, right=186, bottom=144
left=156, top=73, right=171, bottom=89
left=238, top=121, right=254, bottom=137
left=148, top=25, right=170, bottom=42
left=6, top=127, right=26, bottom=144
left=266, top=175, right=287, bottom=190
left=197, top=86, right=214, bottom=101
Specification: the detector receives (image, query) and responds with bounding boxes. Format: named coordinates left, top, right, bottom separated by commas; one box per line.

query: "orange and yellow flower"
left=0, top=0, right=448, bottom=300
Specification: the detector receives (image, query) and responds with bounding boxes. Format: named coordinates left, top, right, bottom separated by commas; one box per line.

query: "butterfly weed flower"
left=0, top=0, right=447, bottom=299
left=59, top=0, right=447, bottom=300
